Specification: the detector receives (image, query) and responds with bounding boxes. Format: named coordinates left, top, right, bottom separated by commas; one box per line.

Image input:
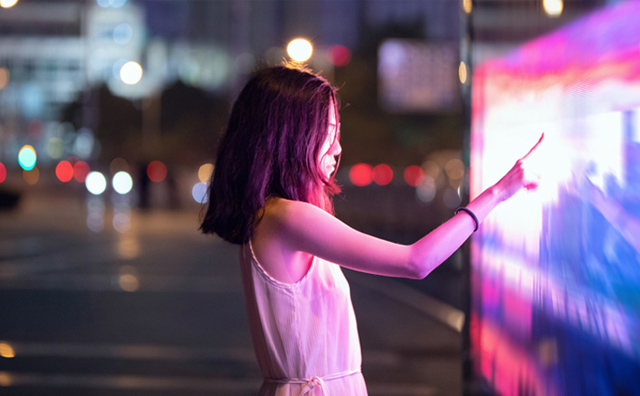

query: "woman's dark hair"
left=200, top=66, right=341, bottom=244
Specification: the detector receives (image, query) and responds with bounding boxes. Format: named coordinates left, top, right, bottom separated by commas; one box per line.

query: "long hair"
left=200, top=66, right=341, bottom=244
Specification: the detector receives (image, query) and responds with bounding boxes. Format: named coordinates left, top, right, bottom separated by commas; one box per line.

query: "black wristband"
left=455, top=207, right=479, bottom=232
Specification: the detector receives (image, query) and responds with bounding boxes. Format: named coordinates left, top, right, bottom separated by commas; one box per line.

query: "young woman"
left=201, top=65, right=543, bottom=395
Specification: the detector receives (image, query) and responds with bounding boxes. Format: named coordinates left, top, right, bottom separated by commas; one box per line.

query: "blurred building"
left=0, top=0, right=144, bottom=168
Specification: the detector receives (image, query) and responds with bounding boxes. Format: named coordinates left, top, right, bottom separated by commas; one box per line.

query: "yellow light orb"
left=463, top=0, right=472, bottom=14
left=0, top=0, right=19, bottom=9
left=0, top=68, right=8, bottom=90
left=0, top=343, right=15, bottom=359
left=459, top=61, right=468, bottom=84
left=23, top=167, right=39, bottom=185
left=119, top=61, right=143, bottom=85
left=543, top=0, right=563, bottom=17
left=287, top=38, right=313, bottom=62
left=118, top=274, right=139, bottom=292
left=198, top=163, right=214, bottom=183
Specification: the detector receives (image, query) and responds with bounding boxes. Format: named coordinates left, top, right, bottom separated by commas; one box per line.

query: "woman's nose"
left=330, top=139, right=342, bottom=156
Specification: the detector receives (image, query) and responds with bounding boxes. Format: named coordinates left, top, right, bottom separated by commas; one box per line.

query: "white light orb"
left=86, top=171, right=107, bottom=195
left=112, top=171, right=133, bottom=194
left=119, top=61, right=143, bottom=85
left=287, top=38, right=313, bottom=62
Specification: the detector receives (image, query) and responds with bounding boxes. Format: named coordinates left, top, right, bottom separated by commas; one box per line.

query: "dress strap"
left=264, top=369, right=361, bottom=396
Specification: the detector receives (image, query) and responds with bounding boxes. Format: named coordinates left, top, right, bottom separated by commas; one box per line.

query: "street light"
left=119, top=61, right=143, bottom=85
left=287, top=38, right=313, bottom=62
left=0, top=0, right=19, bottom=9
left=543, top=0, right=563, bottom=17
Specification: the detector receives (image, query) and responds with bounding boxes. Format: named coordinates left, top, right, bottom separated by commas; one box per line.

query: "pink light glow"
left=372, top=164, right=393, bottom=186
left=73, top=161, right=90, bottom=183
left=403, top=165, right=424, bottom=187
left=327, top=45, right=352, bottom=67
left=55, top=160, right=74, bottom=183
left=349, top=163, right=373, bottom=186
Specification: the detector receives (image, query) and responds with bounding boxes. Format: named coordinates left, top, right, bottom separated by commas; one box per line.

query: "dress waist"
left=263, top=368, right=361, bottom=396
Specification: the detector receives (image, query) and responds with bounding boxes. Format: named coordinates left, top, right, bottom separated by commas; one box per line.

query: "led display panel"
left=470, top=1, right=640, bottom=395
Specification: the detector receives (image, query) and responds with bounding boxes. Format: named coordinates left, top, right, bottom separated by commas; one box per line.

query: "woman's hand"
left=492, top=133, right=544, bottom=202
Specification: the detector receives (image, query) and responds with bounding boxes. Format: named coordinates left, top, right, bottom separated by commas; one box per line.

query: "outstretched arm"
left=266, top=134, right=544, bottom=280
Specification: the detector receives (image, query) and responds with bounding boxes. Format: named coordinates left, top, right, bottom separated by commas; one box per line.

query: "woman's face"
left=318, top=100, right=342, bottom=179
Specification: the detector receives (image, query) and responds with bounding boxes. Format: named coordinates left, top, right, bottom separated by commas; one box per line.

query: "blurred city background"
left=0, top=0, right=618, bottom=395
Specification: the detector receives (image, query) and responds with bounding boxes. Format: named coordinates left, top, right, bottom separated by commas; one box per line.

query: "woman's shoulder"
left=256, top=197, right=333, bottom=248
left=262, top=197, right=326, bottom=226
left=252, top=198, right=321, bottom=283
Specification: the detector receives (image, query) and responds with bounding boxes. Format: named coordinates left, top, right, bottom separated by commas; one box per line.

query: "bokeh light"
left=147, top=161, right=167, bottom=183
left=459, top=61, right=468, bottom=84
left=0, top=162, right=6, bottom=183
left=23, top=167, right=39, bottom=185
left=404, top=165, right=424, bottom=187
left=463, top=0, right=472, bottom=14
left=0, top=0, right=18, bottom=9
left=445, top=158, right=465, bottom=187
left=113, top=212, right=131, bottom=233
left=87, top=196, right=104, bottom=232
left=287, top=38, right=313, bottom=62
left=110, top=0, right=127, bottom=8
left=118, top=273, right=139, bottom=291
left=55, top=160, right=74, bottom=182
left=422, top=160, right=441, bottom=183
left=543, top=0, right=563, bottom=17
left=192, top=182, right=208, bottom=203
left=112, top=171, right=133, bottom=194
left=18, top=145, right=37, bottom=171
left=85, top=171, right=107, bottom=195
left=0, top=342, right=15, bottom=358
left=73, top=161, right=91, bottom=183
left=46, top=137, right=64, bottom=159
left=372, top=164, right=393, bottom=186
left=349, top=163, right=373, bottom=187
left=328, top=45, right=352, bottom=67
left=112, top=58, right=128, bottom=79
left=119, top=61, right=143, bottom=85
left=117, top=266, right=139, bottom=291
left=198, top=163, right=214, bottom=183
left=113, top=23, right=133, bottom=45
left=0, top=372, right=12, bottom=386
left=110, top=157, right=129, bottom=174
left=0, top=67, right=9, bottom=89
left=416, top=176, right=437, bottom=203
left=118, top=236, right=139, bottom=260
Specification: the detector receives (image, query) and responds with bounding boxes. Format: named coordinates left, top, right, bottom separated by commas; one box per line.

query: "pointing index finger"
left=522, top=133, right=544, bottom=159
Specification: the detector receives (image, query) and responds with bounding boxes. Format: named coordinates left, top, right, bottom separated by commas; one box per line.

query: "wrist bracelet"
left=455, top=207, right=479, bottom=232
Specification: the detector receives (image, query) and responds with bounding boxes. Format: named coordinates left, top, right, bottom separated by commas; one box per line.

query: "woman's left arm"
left=278, top=134, right=544, bottom=279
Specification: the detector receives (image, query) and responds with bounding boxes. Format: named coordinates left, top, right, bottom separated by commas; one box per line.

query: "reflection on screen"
left=470, top=1, right=640, bottom=395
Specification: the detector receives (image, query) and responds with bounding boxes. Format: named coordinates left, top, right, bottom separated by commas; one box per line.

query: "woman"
left=201, top=65, right=542, bottom=395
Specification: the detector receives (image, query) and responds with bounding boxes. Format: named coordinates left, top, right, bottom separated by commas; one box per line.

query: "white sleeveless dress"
left=239, top=242, right=368, bottom=396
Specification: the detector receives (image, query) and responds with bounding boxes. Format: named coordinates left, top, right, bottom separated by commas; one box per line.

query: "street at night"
left=0, top=188, right=462, bottom=395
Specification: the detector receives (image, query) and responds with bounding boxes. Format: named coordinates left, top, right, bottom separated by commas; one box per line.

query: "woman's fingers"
left=522, top=132, right=545, bottom=160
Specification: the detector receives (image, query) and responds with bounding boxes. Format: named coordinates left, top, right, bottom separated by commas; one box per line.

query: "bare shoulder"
left=252, top=197, right=320, bottom=283
left=253, top=197, right=329, bottom=257
left=260, top=197, right=328, bottom=232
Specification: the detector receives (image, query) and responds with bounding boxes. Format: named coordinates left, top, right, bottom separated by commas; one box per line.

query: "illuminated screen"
left=470, top=1, right=640, bottom=395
